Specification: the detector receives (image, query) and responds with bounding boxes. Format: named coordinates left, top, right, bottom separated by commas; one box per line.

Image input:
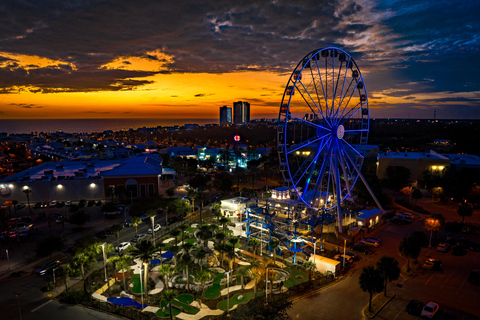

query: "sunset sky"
left=1, top=0, right=479, bottom=120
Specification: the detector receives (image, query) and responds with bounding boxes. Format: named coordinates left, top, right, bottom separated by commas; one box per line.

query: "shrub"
left=59, top=290, right=91, bottom=304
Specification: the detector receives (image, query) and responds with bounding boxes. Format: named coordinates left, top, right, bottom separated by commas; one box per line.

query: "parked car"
left=451, top=244, right=467, bottom=256
left=423, top=258, right=442, bottom=271
left=421, top=302, right=439, bottom=319
left=469, top=242, right=480, bottom=252
left=116, top=242, right=131, bottom=252
left=349, top=244, right=372, bottom=254
left=34, top=202, right=42, bottom=209
left=461, top=226, right=471, bottom=233
left=132, top=233, right=147, bottom=242
left=16, top=203, right=26, bottom=210
left=390, top=216, right=407, bottom=224
left=148, top=224, right=161, bottom=233
left=140, top=213, right=149, bottom=221
left=405, top=300, right=423, bottom=315
left=87, top=200, right=95, bottom=207
left=78, top=199, right=86, bottom=207
left=41, top=201, right=49, bottom=208
left=36, top=260, right=62, bottom=276
left=124, top=220, right=132, bottom=227
left=65, top=201, right=72, bottom=206
left=49, top=200, right=57, bottom=208
left=436, top=242, right=450, bottom=253
left=95, top=200, right=102, bottom=206
left=360, top=238, right=381, bottom=247
left=334, top=254, right=354, bottom=264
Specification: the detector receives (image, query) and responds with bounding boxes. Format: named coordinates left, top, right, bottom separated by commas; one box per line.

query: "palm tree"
left=211, top=203, right=222, bottom=224
left=115, top=255, right=133, bottom=291
left=248, top=266, right=262, bottom=296
left=359, top=266, right=384, bottom=312
left=424, top=213, right=445, bottom=244
left=178, top=224, right=188, bottom=244
left=227, top=237, right=239, bottom=272
left=458, top=201, right=473, bottom=224
left=376, top=256, right=400, bottom=297
left=157, top=242, right=167, bottom=264
left=236, top=266, right=250, bottom=290
left=73, top=250, right=92, bottom=281
left=187, top=188, right=197, bottom=216
left=268, top=240, right=280, bottom=264
left=170, top=229, right=181, bottom=247
left=107, top=256, right=120, bottom=283
left=57, top=264, right=73, bottom=292
left=399, top=236, right=421, bottom=272
left=303, top=260, right=317, bottom=282
left=180, top=252, right=193, bottom=291
left=249, top=238, right=261, bottom=261
left=158, top=264, right=175, bottom=289
left=161, top=289, right=178, bottom=320
left=195, top=270, right=212, bottom=296
left=131, top=216, right=142, bottom=238
left=147, top=209, right=157, bottom=245
left=111, top=224, right=123, bottom=250
left=170, top=245, right=180, bottom=267
left=134, top=239, right=155, bottom=285
left=219, top=217, right=231, bottom=238
left=195, top=248, right=207, bottom=271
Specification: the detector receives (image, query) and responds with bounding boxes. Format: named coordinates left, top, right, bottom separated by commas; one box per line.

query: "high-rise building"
left=219, top=106, right=232, bottom=125
left=233, top=101, right=250, bottom=125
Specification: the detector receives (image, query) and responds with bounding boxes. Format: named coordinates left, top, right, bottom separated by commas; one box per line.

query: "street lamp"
left=343, top=239, right=347, bottom=269
left=225, top=269, right=233, bottom=317
left=14, top=292, right=22, bottom=320
left=22, top=186, right=32, bottom=215
left=139, top=265, right=144, bottom=309
left=100, top=243, right=107, bottom=282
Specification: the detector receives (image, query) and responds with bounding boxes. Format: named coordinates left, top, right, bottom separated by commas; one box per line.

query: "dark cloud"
left=195, top=93, right=206, bottom=97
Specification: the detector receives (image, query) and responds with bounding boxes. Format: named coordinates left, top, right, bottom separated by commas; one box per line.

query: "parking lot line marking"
left=425, top=275, right=434, bottom=285
left=438, top=309, right=447, bottom=320
left=31, top=299, right=52, bottom=312
left=392, top=301, right=410, bottom=319
left=440, top=272, right=453, bottom=290
left=455, top=274, right=469, bottom=295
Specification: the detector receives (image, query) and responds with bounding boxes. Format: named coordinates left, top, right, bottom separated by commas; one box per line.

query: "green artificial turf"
left=171, top=299, right=200, bottom=314
left=176, top=293, right=194, bottom=304
left=130, top=274, right=149, bottom=294
left=283, top=268, right=309, bottom=288
left=186, top=227, right=196, bottom=234
left=184, top=238, right=197, bottom=245
left=156, top=299, right=182, bottom=318
left=204, top=272, right=224, bottom=299
left=217, top=291, right=265, bottom=311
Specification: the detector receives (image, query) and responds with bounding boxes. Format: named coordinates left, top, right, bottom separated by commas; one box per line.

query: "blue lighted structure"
left=277, top=47, right=383, bottom=233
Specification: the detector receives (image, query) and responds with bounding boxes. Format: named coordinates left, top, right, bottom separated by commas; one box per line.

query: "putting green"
left=217, top=291, right=264, bottom=311
left=156, top=298, right=182, bottom=318
left=283, top=267, right=308, bottom=288
left=204, top=273, right=224, bottom=299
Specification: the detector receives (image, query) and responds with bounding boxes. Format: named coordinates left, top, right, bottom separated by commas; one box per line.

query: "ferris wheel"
left=277, top=47, right=373, bottom=219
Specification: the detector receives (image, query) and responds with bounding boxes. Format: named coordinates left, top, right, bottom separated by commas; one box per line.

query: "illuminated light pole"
left=225, top=269, right=233, bottom=317
left=100, top=243, right=107, bottom=282
left=139, top=266, right=144, bottom=309
left=343, top=239, right=347, bottom=269
left=14, top=292, right=22, bottom=320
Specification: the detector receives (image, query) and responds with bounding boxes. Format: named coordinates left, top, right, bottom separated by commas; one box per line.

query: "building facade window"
left=148, top=183, right=155, bottom=196
left=140, top=184, right=146, bottom=197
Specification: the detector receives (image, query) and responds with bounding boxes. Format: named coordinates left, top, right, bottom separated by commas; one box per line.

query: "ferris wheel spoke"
left=333, top=58, right=351, bottom=123
left=340, top=101, right=367, bottom=124
left=313, top=54, right=330, bottom=117
left=336, top=140, right=352, bottom=197
left=308, top=62, right=324, bottom=112
left=342, top=139, right=365, bottom=159
left=344, top=129, right=369, bottom=133
left=296, top=80, right=331, bottom=126
left=336, top=78, right=359, bottom=125
left=290, top=135, right=328, bottom=181
left=288, top=114, right=330, bottom=131
left=287, top=136, right=322, bottom=155
left=312, top=141, right=333, bottom=204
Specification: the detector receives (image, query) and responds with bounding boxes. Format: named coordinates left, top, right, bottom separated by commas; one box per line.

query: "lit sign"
left=234, top=135, right=241, bottom=142
left=0, top=185, right=12, bottom=198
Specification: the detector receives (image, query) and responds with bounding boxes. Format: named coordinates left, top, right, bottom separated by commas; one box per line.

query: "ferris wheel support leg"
left=332, top=157, right=343, bottom=233
left=344, top=153, right=384, bottom=212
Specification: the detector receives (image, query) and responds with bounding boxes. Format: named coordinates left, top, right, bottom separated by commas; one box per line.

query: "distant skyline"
left=1, top=0, right=479, bottom=120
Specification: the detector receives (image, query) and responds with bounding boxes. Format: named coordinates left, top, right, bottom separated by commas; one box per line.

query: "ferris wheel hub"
left=336, top=125, right=345, bottom=140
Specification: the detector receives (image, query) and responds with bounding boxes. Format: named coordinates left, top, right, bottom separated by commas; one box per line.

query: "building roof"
left=357, top=208, right=383, bottom=220
left=101, top=155, right=162, bottom=177
left=379, top=150, right=448, bottom=160
left=443, top=153, right=480, bottom=166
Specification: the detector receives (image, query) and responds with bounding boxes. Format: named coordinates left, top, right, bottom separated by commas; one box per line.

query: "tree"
left=195, top=249, right=207, bottom=271
left=73, top=250, right=93, bottom=281
left=115, top=255, right=133, bottom=291
left=248, top=238, right=261, bottom=261
left=400, top=186, right=413, bottom=202
left=227, top=237, right=239, bottom=272
left=166, top=187, right=176, bottom=198
left=111, top=224, right=123, bottom=250
left=178, top=224, right=188, bottom=244
left=180, top=251, right=193, bottom=291
left=195, top=270, right=212, bottom=296
left=68, top=210, right=91, bottom=228
left=457, top=201, right=473, bottom=224
left=303, top=260, right=317, bottom=282
left=158, top=264, right=175, bottom=289
left=268, top=240, right=280, bottom=264
left=248, top=266, right=262, bottom=296
left=211, top=203, right=222, bottom=224
left=147, top=209, right=157, bottom=245
left=170, top=229, right=181, bottom=247
left=161, top=289, right=178, bottom=320
left=376, top=256, right=400, bottom=296
left=359, top=266, right=384, bottom=312
left=57, top=264, right=73, bottom=292
left=230, top=295, right=292, bottom=320
left=130, top=216, right=142, bottom=238
left=219, top=216, right=231, bottom=238
left=412, top=188, right=422, bottom=204
left=425, top=213, right=444, bottom=245
left=399, top=236, right=421, bottom=272
left=236, top=266, right=250, bottom=290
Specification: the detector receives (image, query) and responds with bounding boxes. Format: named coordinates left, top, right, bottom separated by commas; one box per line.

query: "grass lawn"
left=130, top=274, right=150, bottom=294
left=204, top=273, right=224, bottom=299
left=176, top=293, right=194, bottom=304
left=186, top=227, right=196, bottom=234
left=156, top=299, right=182, bottom=318
left=217, top=291, right=265, bottom=311
left=184, top=238, right=197, bottom=245
left=283, top=268, right=309, bottom=288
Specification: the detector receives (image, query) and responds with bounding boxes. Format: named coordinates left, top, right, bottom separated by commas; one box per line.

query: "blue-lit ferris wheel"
left=278, top=47, right=377, bottom=227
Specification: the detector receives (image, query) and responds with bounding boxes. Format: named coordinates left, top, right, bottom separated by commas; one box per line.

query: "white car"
left=65, top=201, right=72, bottom=206
left=148, top=224, right=161, bottom=233
left=116, top=242, right=131, bottom=252
left=360, top=238, right=381, bottom=247
left=132, top=233, right=147, bottom=242
left=49, top=200, right=57, bottom=208
left=421, top=302, right=439, bottom=319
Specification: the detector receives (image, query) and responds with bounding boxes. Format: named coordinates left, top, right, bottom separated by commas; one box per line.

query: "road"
left=288, top=215, right=480, bottom=320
